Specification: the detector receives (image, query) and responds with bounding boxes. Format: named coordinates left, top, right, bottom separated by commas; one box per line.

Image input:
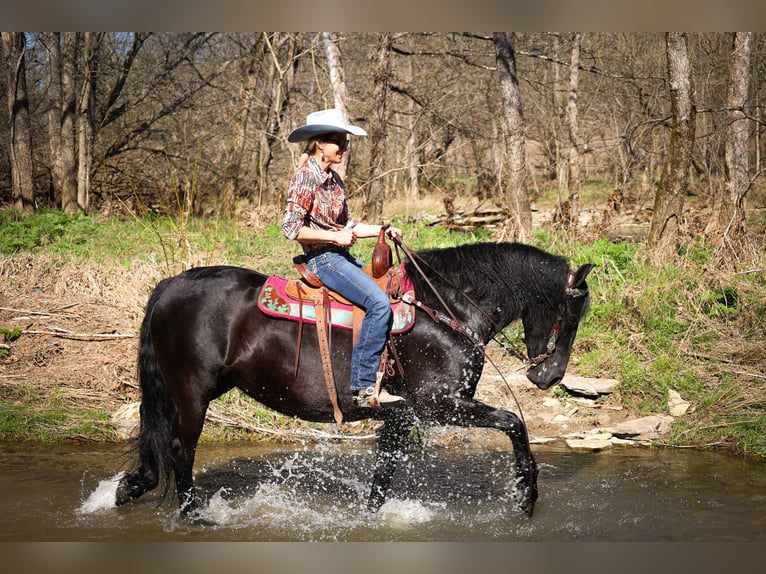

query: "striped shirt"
left=282, top=157, right=358, bottom=253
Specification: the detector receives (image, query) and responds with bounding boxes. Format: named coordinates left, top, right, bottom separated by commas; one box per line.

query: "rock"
left=560, top=376, right=619, bottom=398
left=569, top=397, right=598, bottom=407
left=668, top=389, right=691, bottom=417
left=529, top=436, right=558, bottom=445
left=608, top=415, right=674, bottom=440
left=566, top=434, right=613, bottom=451
left=609, top=437, right=649, bottom=447
left=111, top=401, right=141, bottom=440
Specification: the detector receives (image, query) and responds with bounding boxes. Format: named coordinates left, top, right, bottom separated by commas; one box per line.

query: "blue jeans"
left=306, top=248, right=392, bottom=391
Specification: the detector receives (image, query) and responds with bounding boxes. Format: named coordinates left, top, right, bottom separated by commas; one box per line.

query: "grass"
left=0, top=399, right=116, bottom=443
left=534, top=227, right=766, bottom=456
left=1, top=203, right=765, bottom=456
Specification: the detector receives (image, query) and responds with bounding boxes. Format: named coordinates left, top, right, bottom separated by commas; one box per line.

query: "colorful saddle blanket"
left=257, top=265, right=416, bottom=334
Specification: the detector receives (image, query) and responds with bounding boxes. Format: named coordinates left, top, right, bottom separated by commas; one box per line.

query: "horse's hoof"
left=115, top=475, right=131, bottom=506
left=515, top=471, right=538, bottom=517
left=184, top=513, right=217, bottom=527
left=520, top=496, right=536, bottom=517
left=366, top=491, right=385, bottom=513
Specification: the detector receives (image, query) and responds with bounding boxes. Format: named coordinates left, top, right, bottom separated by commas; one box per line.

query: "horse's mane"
left=404, top=242, right=570, bottom=328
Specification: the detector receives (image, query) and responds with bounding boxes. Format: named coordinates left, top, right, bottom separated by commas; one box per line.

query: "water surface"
left=1, top=440, right=764, bottom=541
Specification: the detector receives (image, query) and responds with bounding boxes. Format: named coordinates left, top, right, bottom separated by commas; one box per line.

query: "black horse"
left=116, top=242, right=593, bottom=518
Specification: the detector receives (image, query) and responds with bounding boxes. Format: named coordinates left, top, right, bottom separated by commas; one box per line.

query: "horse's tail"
left=117, top=278, right=177, bottom=505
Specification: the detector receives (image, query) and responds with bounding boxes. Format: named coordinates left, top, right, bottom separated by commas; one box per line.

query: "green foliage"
left=0, top=327, right=22, bottom=358
left=0, top=400, right=115, bottom=443
left=1, top=326, right=21, bottom=342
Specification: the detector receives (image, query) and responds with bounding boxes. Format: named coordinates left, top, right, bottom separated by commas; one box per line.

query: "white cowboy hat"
left=287, top=108, right=367, bottom=143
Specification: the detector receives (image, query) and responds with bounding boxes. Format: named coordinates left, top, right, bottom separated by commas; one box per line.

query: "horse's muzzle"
left=525, top=363, right=563, bottom=390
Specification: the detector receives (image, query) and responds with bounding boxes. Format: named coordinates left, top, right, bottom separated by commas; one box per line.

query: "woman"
left=282, top=109, right=404, bottom=407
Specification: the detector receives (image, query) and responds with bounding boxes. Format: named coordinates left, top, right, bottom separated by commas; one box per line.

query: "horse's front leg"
left=367, top=414, right=413, bottom=512
left=438, top=398, right=539, bottom=517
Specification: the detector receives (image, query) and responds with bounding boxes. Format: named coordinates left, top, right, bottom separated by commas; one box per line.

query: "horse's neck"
left=422, top=267, right=511, bottom=341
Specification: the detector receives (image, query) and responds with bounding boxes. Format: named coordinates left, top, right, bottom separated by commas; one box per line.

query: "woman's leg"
left=308, top=250, right=392, bottom=391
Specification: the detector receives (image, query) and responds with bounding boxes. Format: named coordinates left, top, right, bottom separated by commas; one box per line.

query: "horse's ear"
left=572, top=263, right=596, bottom=288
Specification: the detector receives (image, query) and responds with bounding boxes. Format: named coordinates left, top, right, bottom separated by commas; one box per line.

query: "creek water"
left=1, top=439, right=764, bottom=541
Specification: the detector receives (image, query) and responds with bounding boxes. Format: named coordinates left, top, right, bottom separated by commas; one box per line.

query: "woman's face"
left=318, top=134, right=349, bottom=164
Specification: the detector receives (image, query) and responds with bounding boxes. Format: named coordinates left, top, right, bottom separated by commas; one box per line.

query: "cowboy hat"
left=287, top=108, right=367, bottom=143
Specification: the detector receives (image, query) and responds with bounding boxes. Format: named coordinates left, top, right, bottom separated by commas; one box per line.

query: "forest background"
left=1, top=32, right=764, bottom=456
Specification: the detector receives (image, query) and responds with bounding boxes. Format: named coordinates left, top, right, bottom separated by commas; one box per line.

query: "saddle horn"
left=371, top=225, right=392, bottom=279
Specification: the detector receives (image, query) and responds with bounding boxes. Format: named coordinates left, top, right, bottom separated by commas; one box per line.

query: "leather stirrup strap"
left=294, top=284, right=305, bottom=377
left=368, top=347, right=389, bottom=409
left=314, top=288, right=343, bottom=424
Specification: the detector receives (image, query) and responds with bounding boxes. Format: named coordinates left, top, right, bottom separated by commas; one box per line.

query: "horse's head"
left=524, top=263, right=595, bottom=390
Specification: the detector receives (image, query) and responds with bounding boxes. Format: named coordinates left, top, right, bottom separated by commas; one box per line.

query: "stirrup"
left=353, top=386, right=404, bottom=408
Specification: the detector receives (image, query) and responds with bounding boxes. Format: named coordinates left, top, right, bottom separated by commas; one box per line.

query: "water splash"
left=78, top=472, right=125, bottom=514
left=377, top=499, right=436, bottom=529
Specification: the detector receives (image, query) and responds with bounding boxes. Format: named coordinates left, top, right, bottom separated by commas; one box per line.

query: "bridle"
left=496, top=270, right=589, bottom=368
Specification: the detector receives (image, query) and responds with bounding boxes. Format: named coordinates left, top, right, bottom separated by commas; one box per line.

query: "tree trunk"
left=1, top=32, right=35, bottom=214
left=364, top=33, right=393, bottom=222
left=60, top=33, right=78, bottom=214
left=565, top=32, right=583, bottom=228
left=407, top=98, right=420, bottom=202
left=493, top=32, right=533, bottom=241
left=257, top=32, right=295, bottom=206
left=647, top=33, right=696, bottom=262
left=76, top=32, right=99, bottom=214
left=706, top=32, right=752, bottom=254
left=404, top=44, right=419, bottom=202
left=43, top=33, right=64, bottom=206
left=323, top=32, right=351, bottom=179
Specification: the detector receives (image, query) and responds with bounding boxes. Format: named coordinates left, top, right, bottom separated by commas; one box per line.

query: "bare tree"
left=59, top=32, right=78, bottom=214
left=647, top=33, right=696, bottom=261
left=706, top=32, right=753, bottom=259
left=364, top=33, right=393, bottom=221
left=42, top=33, right=64, bottom=206
left=404, top=48, right=420, bottom=202
left=1, top=32, right=35, bottom=214
left=564, top=32, right=584, bottom=227
left=493, top=32, right=532, bottom=241
left=75, top=32, right=100, bottom=214
left=323, top=32, right=351, bottom=179
left=4, top=30, right=764, bottom=248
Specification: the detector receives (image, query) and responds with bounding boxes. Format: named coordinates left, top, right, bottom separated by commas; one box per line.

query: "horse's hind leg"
left=115, top=456, right=159, bottom=506
left=171, top=399, right=209, bottom=517
left=368, top=414, right=413, bottom=512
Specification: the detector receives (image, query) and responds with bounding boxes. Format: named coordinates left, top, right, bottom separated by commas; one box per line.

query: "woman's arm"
left=351, top=223, right=402, bottom=241
left=295, top=225, right=356, bottom=247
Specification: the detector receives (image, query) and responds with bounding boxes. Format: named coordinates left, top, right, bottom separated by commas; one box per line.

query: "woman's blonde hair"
left=297, top=138, right=319, bottom=166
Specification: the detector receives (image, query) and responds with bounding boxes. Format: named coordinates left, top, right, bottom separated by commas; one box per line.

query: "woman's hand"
left=333, top=227, right=357, bottom=247
left=385, top=226, right=403, bottom=242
